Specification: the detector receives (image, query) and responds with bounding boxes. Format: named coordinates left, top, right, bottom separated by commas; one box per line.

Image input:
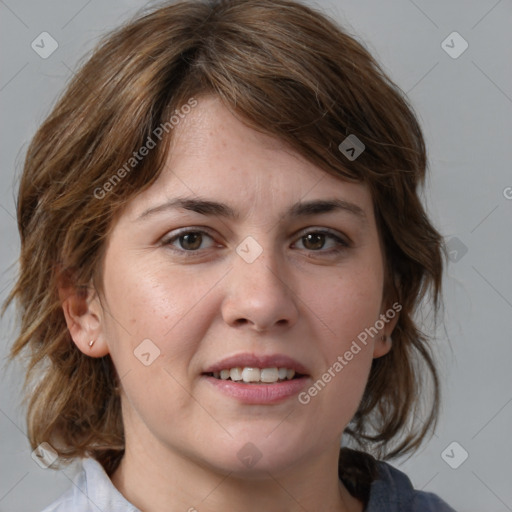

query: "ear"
left=372, top=299, right=401, bottom=359
left=57, top=272, right=109, bottom=358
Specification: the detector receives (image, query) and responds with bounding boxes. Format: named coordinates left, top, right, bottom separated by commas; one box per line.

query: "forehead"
left=124, top=95, right=374, bottom=223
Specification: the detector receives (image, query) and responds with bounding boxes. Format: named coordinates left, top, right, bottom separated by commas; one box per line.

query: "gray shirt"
left=41, top=457, right=456, bottom=511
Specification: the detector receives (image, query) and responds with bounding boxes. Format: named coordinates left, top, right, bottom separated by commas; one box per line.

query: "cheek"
left=99, top=256, right=227, bottom=424
left=309, top=265, right=384, bottom=347
left=292, top=264, right=383, bottom=426
left=101, top=254, right=218, bottom=352
left=99, top=262, right=219, bottom=430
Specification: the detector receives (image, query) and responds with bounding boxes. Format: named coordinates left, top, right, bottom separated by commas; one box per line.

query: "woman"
left=5, top=0, right=455, bottom=510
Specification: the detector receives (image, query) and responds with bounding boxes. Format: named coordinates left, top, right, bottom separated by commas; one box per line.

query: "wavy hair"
left=4, top=0, right=447, bottom=485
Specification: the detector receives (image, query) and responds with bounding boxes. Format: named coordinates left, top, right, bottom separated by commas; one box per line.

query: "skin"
left=60, top=95, right=399, bottom=512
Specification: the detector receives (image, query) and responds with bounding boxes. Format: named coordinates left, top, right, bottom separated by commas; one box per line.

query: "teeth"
left=242, top=368, right=261, bottom=383
left=260, top=367, right=279, bottom=383
left=230, top=367, right=243, bottom=381
left=211, top=366, right=299, bottom=383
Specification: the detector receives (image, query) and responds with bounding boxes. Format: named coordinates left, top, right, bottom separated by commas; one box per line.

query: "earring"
left=88, top=339, right=95, bottom=348
left=381, top=334, right=387, bottom=342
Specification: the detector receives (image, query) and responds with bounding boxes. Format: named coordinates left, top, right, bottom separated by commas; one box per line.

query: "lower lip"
left=203, top=375, right=309, bottom=404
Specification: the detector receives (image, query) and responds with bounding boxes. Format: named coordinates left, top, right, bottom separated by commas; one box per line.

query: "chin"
left=193, top=434, right=308, bottom=478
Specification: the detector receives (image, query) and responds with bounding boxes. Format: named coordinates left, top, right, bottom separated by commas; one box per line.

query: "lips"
left=201, top=353, right=310, bottom=403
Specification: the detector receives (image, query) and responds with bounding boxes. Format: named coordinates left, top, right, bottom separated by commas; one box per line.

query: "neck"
left=110, top=438, right=363, bottom=512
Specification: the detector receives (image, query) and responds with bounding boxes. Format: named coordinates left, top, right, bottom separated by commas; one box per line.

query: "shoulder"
left=39, top=473, right=85, bottom=512
left=366, top=459, right=457, bottom=512
left=338, top=448, right=457, bottom=511
left=39, top=458, right=139, bottom=512
left=40, top=495, right=77, bottom=512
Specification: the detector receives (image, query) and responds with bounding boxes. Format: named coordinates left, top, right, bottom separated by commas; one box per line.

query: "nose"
left=221, top=243, right=300, bottom=333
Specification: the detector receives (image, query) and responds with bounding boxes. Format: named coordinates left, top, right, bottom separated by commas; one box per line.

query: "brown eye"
left=294, top=229, right=349, bottom=255
left=179, top=232, right=203, bottom=251
left=163, top=229, right=216, bottom=254
left=301, top=232, right=326, bottom=250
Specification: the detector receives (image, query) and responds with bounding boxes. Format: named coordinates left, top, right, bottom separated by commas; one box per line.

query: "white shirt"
left=40, top=456, right=456, bottom=511
left=41, top=458, right=140, bottom=512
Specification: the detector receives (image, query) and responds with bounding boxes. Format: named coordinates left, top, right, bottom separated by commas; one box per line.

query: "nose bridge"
left=234, top=233, right=287, bottom=289
left=222, top=233, right=299, bottom=331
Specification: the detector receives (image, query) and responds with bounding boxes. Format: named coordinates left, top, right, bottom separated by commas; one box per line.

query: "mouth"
left=201, top=354, right=310, bottom=404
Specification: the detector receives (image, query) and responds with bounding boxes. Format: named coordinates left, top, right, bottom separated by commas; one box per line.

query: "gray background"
left=1, top=1, right=511, bottom=511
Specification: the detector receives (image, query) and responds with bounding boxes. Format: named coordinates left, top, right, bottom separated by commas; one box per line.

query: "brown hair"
left=4, top=0, right=447, bottom=488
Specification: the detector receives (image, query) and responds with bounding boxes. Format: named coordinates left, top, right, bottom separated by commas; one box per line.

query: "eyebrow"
left=137, top=196, right=368, bottom=224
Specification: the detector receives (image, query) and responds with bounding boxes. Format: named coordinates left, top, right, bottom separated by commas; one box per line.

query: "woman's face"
left=82, top=96, right=397, bottom=475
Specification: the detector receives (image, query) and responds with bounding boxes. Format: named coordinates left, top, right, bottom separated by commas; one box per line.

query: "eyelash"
left=161, top=227, right=350, bottom=258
